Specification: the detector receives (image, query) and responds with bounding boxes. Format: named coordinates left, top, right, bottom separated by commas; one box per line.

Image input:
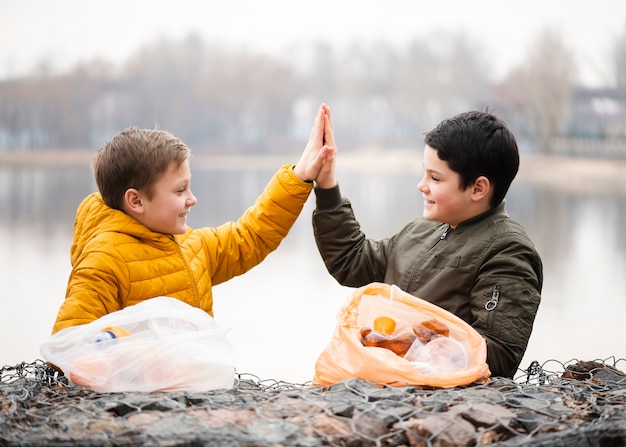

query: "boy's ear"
left=124, top=188, right=144, bottom=214
left=471, top=176, right=491, bottom=201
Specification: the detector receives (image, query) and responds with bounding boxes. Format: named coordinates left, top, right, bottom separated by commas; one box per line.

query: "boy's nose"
left=417, top=177, right=426, bottom=193
left=188, top=192, right=198, bottom=206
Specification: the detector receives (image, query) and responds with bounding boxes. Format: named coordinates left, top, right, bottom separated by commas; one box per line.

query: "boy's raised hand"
left=293, top=104, right=336, bottom=183
left=314, top=106, right=337, bottom=189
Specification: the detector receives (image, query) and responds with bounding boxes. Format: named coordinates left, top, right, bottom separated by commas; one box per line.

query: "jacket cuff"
left=314, top=184, right=343, bottom=210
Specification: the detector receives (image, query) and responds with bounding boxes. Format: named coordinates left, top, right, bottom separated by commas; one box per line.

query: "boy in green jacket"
left=313, top=110, right=543, bottom=378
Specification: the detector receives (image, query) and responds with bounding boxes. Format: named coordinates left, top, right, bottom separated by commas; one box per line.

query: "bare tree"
left=0, top=69, right=98, bottom=149
left=388, top=33, right=490, bottom=134
left=118, top=33, right=299, bottom=153
left=498, top=30, right=577, bottom=152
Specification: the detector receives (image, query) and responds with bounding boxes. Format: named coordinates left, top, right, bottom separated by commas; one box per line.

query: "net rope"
left=2, top=357, right=626, bottom=446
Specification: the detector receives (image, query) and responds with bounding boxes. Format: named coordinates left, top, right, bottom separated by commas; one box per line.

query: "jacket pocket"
left=432, top=254, right=461, bottom=269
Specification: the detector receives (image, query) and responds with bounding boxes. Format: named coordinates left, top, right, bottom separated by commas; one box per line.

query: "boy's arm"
left=205, top=164, right=313, bottom=285
left=312, top=186, right=390, bottom=287
left=205, top=104, right=335, bottom=285
left=311, top=109, right=386, bottom=285
left=53, top=253, right=124, bottom=333
left=470, top=234, right=543, bottom=378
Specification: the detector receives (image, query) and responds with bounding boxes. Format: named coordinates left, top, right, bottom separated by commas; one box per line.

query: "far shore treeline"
left=1, top=30, right=626, bottom=158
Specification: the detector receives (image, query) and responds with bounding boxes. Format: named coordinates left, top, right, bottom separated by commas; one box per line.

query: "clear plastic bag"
left=313, top=283, right=491, bottom=388
left=40, top=297, right=235, bottom=392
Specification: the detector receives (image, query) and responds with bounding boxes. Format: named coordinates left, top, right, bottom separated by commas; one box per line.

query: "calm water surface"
left=1, top=155, right=625, bottom=383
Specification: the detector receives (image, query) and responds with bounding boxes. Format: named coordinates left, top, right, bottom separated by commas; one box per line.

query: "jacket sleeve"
left=205, top=164, right=313, bottom=286
left=52, top=249, right=126, bottom=334
left=469, top=231, right=543, bottom=378
left=312, top=184, right=390, bottom=287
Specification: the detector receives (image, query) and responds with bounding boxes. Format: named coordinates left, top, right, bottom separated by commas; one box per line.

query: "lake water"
left=2, top=152, right=625, bottom=383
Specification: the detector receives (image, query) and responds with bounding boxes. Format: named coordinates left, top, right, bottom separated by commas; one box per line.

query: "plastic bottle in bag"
left=94, top=326, right=133, bottom=344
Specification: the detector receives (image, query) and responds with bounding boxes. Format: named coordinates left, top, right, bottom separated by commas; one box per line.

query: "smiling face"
left=131, top=159, right=197, bottom=234
left=417, top=145, right=490, bottom=228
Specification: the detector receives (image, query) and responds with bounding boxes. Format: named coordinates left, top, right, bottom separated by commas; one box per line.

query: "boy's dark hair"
left=92, top=127, right=190, bottom=210
left=423, top=110, right=519, bottom=208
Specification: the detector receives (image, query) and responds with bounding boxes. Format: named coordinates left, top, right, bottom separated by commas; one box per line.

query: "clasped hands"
left=293, top=103, right=337, bottom=189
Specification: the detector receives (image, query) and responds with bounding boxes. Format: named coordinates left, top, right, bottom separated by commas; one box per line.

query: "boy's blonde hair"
left=92, top=127, right=190, bottom=210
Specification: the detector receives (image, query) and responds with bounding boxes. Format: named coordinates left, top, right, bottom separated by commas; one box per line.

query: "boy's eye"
left=431, top=176, right=440, bottom=182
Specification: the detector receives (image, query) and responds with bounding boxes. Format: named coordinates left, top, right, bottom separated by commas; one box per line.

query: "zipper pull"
left=440, top=225, right=451, bottom=240
left=485, top=285, right=500, bottom=311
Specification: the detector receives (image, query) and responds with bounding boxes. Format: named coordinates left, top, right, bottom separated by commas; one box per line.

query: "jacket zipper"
left=171, top=235, right=201, bottom=300
left=439, top=225, right=451, bottom=241
left=485, top=284, right=500, bottom=329
left=406, top=224, right=451, bottom=289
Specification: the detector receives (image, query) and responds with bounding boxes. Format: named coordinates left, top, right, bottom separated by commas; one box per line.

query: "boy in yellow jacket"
left=52, top=104, right=334, bottom=333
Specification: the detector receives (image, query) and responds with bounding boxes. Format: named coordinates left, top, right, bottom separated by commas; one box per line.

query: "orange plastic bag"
left=313, top=283, right=491, bottom=388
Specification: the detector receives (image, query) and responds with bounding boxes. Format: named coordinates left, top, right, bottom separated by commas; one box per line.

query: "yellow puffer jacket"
left=52, top=164, right=312, bottom=334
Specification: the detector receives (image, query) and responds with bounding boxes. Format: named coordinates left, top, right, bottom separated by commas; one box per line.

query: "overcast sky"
left=1, top=0, right=626, bottom=86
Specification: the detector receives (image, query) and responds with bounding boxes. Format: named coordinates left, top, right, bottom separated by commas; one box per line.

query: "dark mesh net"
left=2, top=358, right=626, bottom=446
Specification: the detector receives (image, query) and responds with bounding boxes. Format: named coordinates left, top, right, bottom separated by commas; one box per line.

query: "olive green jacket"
left=313, top=185, right=543, bottom=378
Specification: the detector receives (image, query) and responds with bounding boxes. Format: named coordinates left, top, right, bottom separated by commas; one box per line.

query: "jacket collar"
left=454, top=201, right=507, bottom=231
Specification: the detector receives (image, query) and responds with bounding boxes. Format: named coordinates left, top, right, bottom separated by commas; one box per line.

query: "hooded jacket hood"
left=70, top=193, right=170, bottom=267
